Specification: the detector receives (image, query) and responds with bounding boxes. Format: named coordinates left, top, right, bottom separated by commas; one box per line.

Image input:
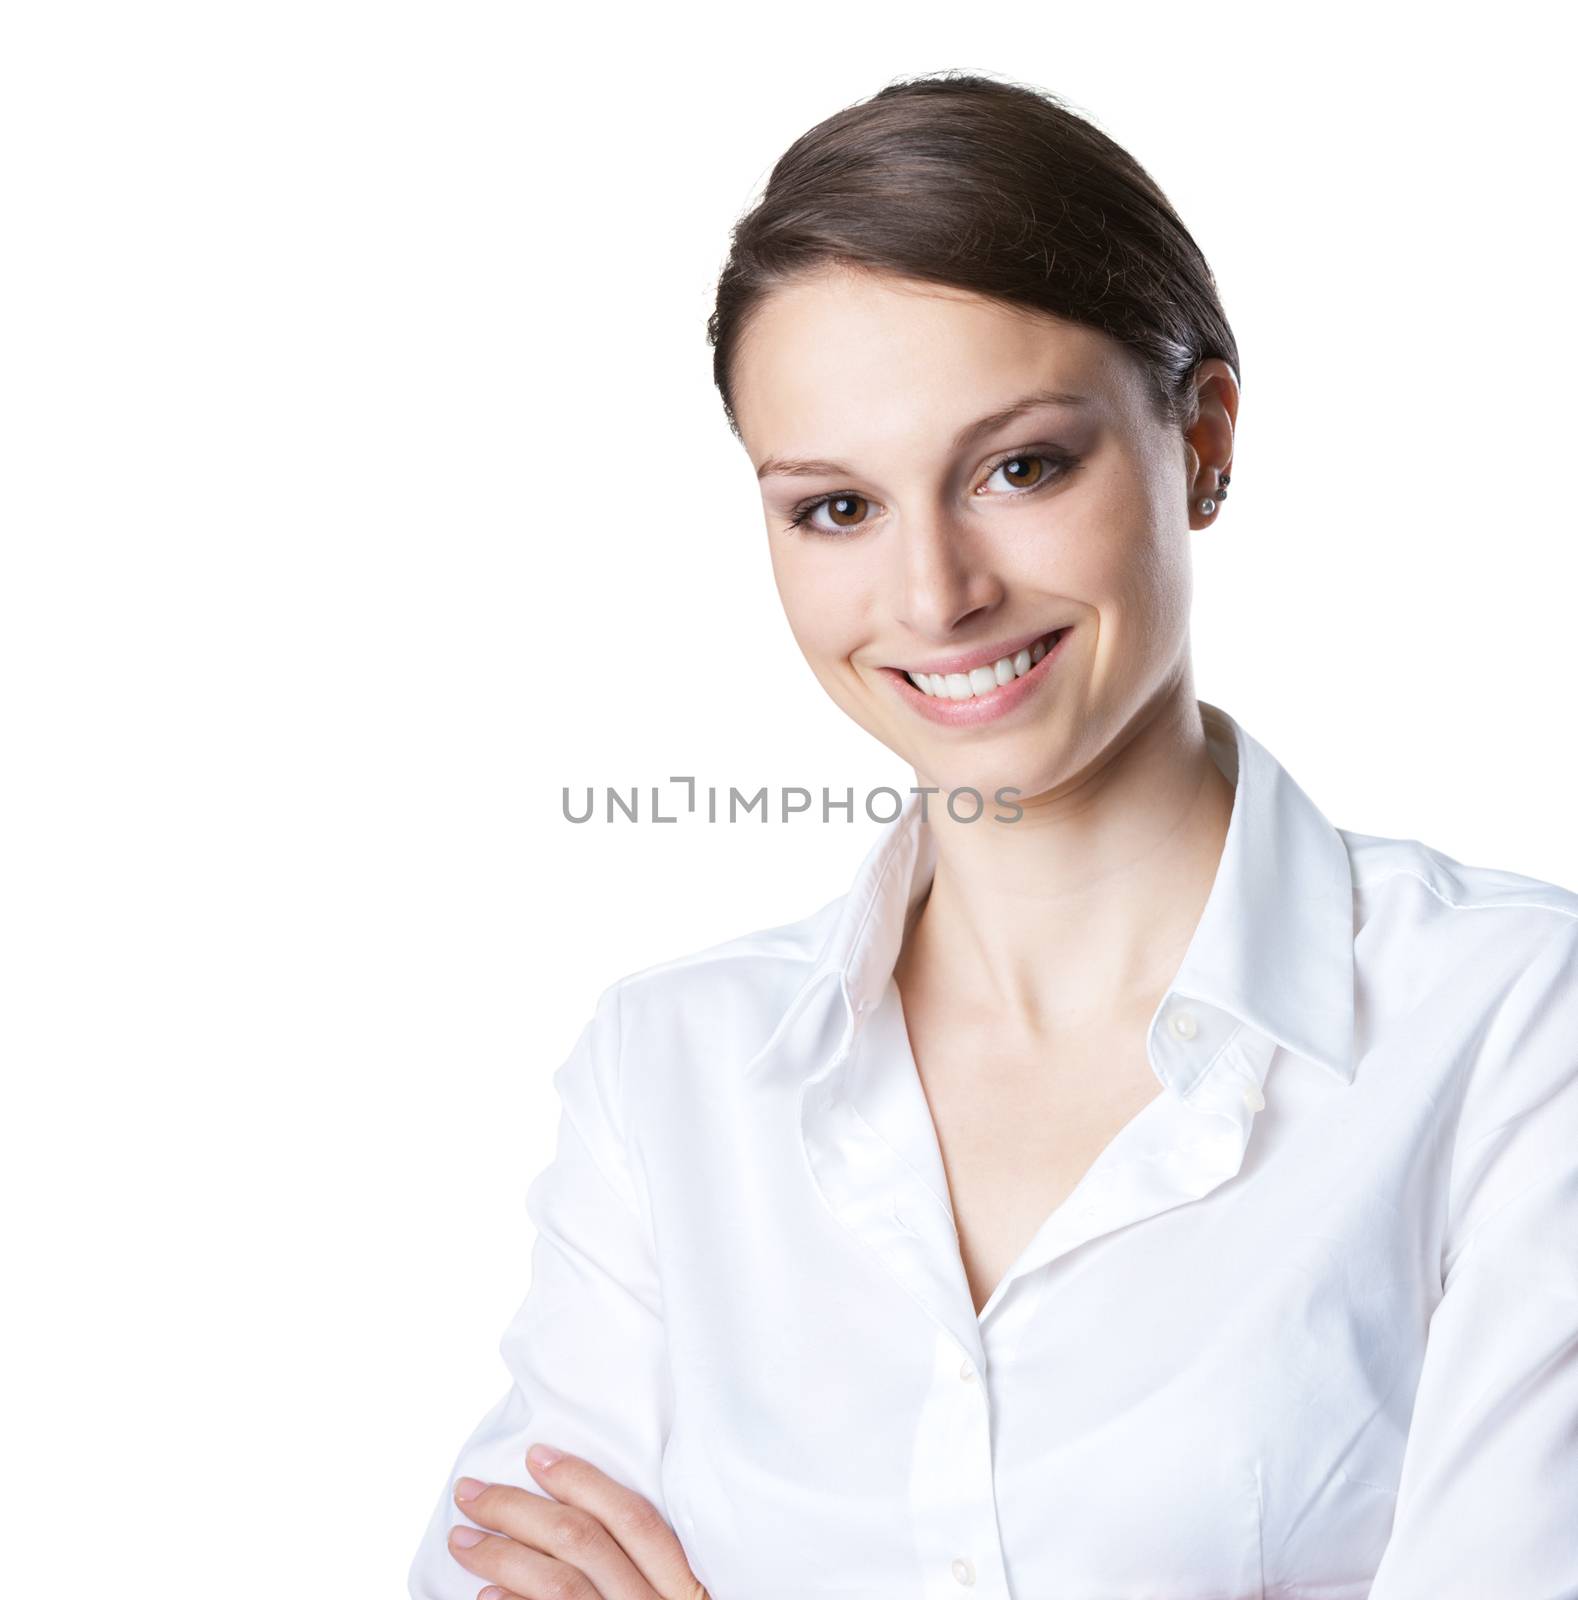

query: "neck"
left=895, top=685, right=1235, bottom=1038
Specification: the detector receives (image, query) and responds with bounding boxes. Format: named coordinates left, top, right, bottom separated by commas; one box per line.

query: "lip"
left=891, top=624, right=1068, bottom=678
left=878, top=625, right=1073, bottom=727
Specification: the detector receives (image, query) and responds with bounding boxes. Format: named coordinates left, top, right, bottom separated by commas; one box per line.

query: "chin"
left=907, top=757, right=1042, bottom=813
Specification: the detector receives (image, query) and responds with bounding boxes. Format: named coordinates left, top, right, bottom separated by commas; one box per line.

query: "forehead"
left=731, top=267, right=1145, bottom=462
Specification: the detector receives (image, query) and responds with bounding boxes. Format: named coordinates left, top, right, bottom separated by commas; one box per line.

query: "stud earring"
left=1198, top=470, right=1231, bottom=517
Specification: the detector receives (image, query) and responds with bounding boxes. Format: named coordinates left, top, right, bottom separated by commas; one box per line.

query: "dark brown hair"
left=707, top=71, right=1239, bottom=440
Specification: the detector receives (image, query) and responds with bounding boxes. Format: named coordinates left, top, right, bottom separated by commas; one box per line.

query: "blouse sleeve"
left=1367, top=925, right=1578, bottom=1598
left=407, top=980, right=673, bottom=1599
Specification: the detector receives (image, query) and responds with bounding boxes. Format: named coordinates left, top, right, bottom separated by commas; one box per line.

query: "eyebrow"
left=754, top=387, right=1091, bottom=481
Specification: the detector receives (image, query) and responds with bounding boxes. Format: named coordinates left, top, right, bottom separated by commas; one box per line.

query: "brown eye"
left=785, top=490, right=876, bottom=537
left=825, top=494, right=868, bottom=528
left=999, top=455, right=1044, bottom=488
left=976, top=449, right=1077, bottom=499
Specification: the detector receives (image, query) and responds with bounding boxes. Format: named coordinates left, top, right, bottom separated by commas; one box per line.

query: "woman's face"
left=729, top=266, right=1235, bottom=809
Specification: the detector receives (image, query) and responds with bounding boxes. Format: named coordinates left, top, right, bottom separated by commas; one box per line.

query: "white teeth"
left=905, top=631, right=1061, bottom=699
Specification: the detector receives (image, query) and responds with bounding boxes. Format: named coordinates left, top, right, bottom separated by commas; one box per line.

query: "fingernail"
left=480, top=1590, right=507, bottom=1600
left=528, top=1442, right=563, bottom=1469
left=449, top=1525, right=486, bottom=1549
left=454, top=1476, right=488, bottom=1503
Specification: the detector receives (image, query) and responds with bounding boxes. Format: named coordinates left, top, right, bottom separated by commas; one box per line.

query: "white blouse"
left=409, top=700, right=1578, bottom=1599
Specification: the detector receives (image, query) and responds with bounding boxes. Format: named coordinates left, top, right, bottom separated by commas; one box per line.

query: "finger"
left=450, top=1476, right=656, bottom=1600
left=446, top=1517, right=607, bottom=1599
left=524, top=1446, right=707, bottom=1600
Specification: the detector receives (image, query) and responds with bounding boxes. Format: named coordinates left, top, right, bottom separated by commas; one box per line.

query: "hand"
left=446, top=1443, right=710, bottom=1600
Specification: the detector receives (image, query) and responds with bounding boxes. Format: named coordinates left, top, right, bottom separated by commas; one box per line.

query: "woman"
left=410, top=72, right=1578, bottom=1599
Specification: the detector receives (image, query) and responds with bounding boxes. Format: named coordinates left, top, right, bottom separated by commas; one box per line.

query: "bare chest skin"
left=895, top=984, right=1165, bottom=1317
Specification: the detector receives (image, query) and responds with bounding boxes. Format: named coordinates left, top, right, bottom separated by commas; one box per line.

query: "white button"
left=1170, top=1008, right=1198, bottom=1040
left=1242, top=1082, right=1265, bottom=1111
left=951, top=1557, right=976, bottom=1586
left=958, top=1357, right=976, bottom=1381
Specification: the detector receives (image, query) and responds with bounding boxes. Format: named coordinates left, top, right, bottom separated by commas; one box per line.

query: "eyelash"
left=784, top=446, right=1080, bottom=537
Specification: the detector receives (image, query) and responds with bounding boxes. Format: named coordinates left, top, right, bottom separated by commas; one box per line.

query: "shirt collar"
left=793, top=700, right=1356, bottom=1089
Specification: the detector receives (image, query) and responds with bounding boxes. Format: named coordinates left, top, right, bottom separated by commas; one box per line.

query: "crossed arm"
left=411, top=950, right=1578, bottom=1599
left=1366, top=932, right=1578, bottom=1596
left=406, top=982, right=706, bottom=1599
left=439, top=1447, right=706, bottom=1600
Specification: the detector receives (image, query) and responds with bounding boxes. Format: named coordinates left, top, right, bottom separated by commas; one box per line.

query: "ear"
left=1184, top=358, right=1239, bottom=527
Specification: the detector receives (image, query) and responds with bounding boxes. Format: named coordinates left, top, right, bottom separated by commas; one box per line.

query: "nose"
left=892, top=509, right=1003, bottom=640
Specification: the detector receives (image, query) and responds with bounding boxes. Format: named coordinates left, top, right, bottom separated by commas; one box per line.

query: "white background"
left=2, top=3, right=1572, bottom=1593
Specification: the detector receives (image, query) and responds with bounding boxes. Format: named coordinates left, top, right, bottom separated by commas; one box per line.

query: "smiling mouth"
left=900, top=628, right=1068, bottom=700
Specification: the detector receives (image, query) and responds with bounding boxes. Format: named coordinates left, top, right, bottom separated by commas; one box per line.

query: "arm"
left=1367, top=929, right=1578, bottom=1598
left=408, top=980, right=675, bottom=1599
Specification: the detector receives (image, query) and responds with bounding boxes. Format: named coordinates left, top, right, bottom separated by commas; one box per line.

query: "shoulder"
left=1336, top=831, right=1578, bottom=1085
left=1342, top=825, right=1578, bottom=948
left=551, top=891, right=846, bottom=1172
left=1343, top=830, right=1578, bottom=1136
left=590, top=889, right=846, bottom=1084
left=1334, top=831, right=1578, bottom=1222
left=1342, top=825, right=1578, bottom=919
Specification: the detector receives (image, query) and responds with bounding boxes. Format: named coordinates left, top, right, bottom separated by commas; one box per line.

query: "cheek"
left=1053, top=501, right=1192, bottom=685
left=1011, top=451, right=1167, bottom=596
left=1072, top=466, right=1189, bottom=611
left=771, top=547, right=872, bottom=663
left=1107, top=529, right=1189, bottom=620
